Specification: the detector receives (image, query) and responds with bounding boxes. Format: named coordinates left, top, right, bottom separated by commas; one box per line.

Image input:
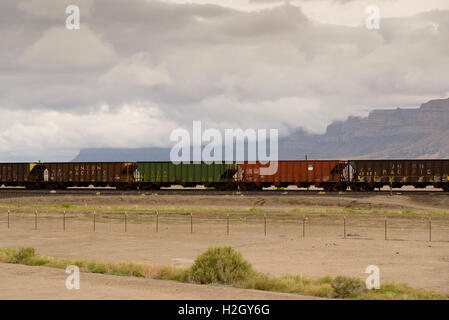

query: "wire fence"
left=1, top=210, right=449, bottom=243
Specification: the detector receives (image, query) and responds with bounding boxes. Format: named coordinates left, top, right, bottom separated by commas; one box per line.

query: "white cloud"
left=19, top=25, right=118, bottom=69
left=0, top=104, right=178, bottom=161
left=101, top=53, right=172, bottom=87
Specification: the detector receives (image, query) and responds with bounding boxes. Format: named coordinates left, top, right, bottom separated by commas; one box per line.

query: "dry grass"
left=2, top=202, right=449, bottom=217
left=0, top=247, right=447, bottom=300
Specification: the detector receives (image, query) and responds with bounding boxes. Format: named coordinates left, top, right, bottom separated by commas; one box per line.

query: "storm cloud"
left=0, top=0, right=448, bottom=160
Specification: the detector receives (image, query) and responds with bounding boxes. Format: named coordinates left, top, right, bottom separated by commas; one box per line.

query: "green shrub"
left=26, top=256, right=50, bottom=266
left=305, top=284, right=334, bottom=298
left=189, top=247, right=254, bottom=285
left=172, top=269, right=190, bottom=282
left=0, top=248, right=15, bottom=262
left=73, top=260, right=86, bottom=268
left=46, top=258, right=74, bottom=269
left=111, top=269, right=144, bottom=278
left=319, top=275, right=333, bottom=285
left=246, top=273, right=278, bottom=291
left=88, top=262, right=107, bottom=274
left=10, top=247, right=36, bottom=264
left=112, top=269, right=130, bottom=276
left=131, top=270, right=144, bottom=277
left=157, top=266, right=188, bottom=281
left=331, top=276, right=366, bottom=298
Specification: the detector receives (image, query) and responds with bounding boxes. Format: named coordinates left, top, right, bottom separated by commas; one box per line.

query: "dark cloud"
left=0, top=0, right=448, bottom=160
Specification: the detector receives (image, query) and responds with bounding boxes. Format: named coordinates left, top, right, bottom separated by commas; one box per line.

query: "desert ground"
left=0, top=190, right=448, bottom=299
left=0, top=263, right=316, bottom=300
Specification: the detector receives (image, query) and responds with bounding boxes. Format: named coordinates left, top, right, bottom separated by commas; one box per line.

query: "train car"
left=236, top=160, right=350, bottom=191
left=3, top=159, right=449, bottom=191
left=9, top=162, right=138, bottom=189
left=136, top=162, right=238, bottom=190
left=0, top=163, right=38, bottom=187
left=349, top=159, right=449, bottom=191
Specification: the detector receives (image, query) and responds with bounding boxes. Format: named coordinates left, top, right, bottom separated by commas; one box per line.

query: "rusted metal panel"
left=0, top=163, right=33, bottom=185
left=350, top=160, right=449, bottom=185
left=237, top=160, right=348, bottom=186
left=41, top=162, right=136, bottom=185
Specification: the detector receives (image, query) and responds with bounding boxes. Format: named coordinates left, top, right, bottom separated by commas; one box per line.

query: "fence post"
left=63, top=210, right=66, bottom=232
left=156, top=210, right=159, bottom=233
left=190, top=213, right=193, bottom=234
left=384, top=216, right=387, bottom=240
left=344, top=216, right=346, bottom=239
left=227, top=214, right=230, bottom=236
left=264, top=214, right=267, bottom=236
left=93, top=211, right=96, bottom=232
left=303, top=216, right=306, bottom=238
left=429, top=217, right=432, bottom=242
left=7, top=209, right=10, bottom=229
left=34, top=210, right=38, bottom=230
left=125, top=211, right=127, bottom=233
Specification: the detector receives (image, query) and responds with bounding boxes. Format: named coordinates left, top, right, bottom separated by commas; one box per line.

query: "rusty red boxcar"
left=236, top=160, right=350, bottom=191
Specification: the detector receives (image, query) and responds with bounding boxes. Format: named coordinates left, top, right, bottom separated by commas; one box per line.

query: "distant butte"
left=73, top=98, right=449, bottom=161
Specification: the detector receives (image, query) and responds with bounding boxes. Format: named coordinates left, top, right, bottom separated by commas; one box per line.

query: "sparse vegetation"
left=88, top=262, right=108, bottom=274
left=9, top=247, right=36, bottom=264
left=1, top=246, right=447, bottom=300
left=2, top=202, right=449, bottom=218
left=60, top=203, right=75, bottom=209
left=111, top=268, right=144, bottom=277
left=245, top=273, right=335, bottom=298
left=0, top=247, right=171, bottom=279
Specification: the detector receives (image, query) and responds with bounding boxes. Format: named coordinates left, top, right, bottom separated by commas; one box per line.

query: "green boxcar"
left=136, top=162, right=237, bottom=189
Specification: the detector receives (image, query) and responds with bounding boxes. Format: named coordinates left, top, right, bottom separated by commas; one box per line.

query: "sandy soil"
left=0, top=192, right=448, bottom=299
left=0, top=263, right=317, bottom=300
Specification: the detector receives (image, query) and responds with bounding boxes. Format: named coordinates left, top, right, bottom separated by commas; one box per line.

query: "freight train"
left=1, top=160, right=449, bottom=191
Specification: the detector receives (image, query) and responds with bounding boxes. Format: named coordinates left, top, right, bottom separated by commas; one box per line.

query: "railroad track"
left=0, top=188, right=445, bottom=199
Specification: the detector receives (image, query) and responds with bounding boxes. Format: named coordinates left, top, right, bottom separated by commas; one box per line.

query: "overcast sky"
left=1, top=0, right=448, bottom=161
